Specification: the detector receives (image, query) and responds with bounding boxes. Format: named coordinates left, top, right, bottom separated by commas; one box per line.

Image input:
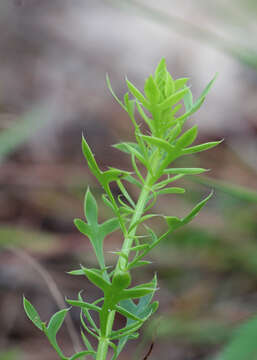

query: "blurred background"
left=0, top=1, right=256, bottom=359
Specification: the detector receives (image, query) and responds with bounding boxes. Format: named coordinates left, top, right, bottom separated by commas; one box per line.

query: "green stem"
left=96, top=309, right=115, bottom=360
left=117, top=150, right=161, bottom=271
left=96, top=151, right=161, bottom=360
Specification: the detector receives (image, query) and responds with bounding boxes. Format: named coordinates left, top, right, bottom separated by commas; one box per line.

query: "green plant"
left=23, top=58, right=220, bottom=360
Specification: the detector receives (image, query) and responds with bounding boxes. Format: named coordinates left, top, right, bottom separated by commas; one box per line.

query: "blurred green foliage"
left=0, top=108, right=47, bottom=162
left=0, top=350, right=20, bottom=360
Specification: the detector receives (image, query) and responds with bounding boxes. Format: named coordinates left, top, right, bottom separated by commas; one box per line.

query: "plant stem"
left=119, top=179, right=151, bottom=263
left=96, top=151, right=161, bottom=360
left=96, top=309, right=115, bottom=360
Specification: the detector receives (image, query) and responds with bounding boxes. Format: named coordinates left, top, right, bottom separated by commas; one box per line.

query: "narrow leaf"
left=179, top=96, right=205, bottom=123
left=66, top=299, right=101, bottom=312
left=124, top=175, right=143, bottom=189
left=126, top=79, right=149, bottom=107
left=114, top=142, right=147, bottom=166
left=84, top=188, right=98, bottom=225
left=100, top=218, right=120, bottom=236
left=144, top=75, right=160, bottom=103
left=166, top=123, right=182, bottom=141
left=110, top=321, right=143, bottom=340
left=113, top=142, right=138, bottom=154
left=114, top=305, right=143, bottom=322
left=158, top=87, right=189, bottom=111
left=82, top=135, right=101, bottom=177
left=200, top=73, right=218, bottom=99
left=130, top=244, right=150, bottom=252
left=164, top=167, right=207, bottom=175
left=176, top=125, right=198, bottom=148
left=165, top=216, right=183, bottom=231
left=82, top=267, right=111, bottom=292
left=164, top=73, right=175, bottom=97
left=129, top=260, right=152, bottom=269
left=174, top=78, right=189, bottom=91
left=140, top=135, right=175, bottom=153
left=80, top=329, right=95, bottom=354
left=183, top=89, right=193, bottom=112
left=106, top=74, right=126, bottom=111
left=136, top=101, right=153, bottom=131
left=154, top=57, right=168, bottom=96
left=182, top=140, right=222, bottom=155
left=182, top=191, right=213, bottom=225
left=68, top=269, right=85, bottom=276
left=47, top=308, right=69, bottom=337
left=157, top=187, right=185, bottom=195
left=23, top=297, right=43, bottom=331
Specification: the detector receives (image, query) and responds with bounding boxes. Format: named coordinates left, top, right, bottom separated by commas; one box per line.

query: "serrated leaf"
left=23, top=297, right=43, bottom=331
left=182, top=140, right=222, bottom=155
left=144, top=75, right=160, bottom=104
left=176, top=125, right=198, bottom=148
